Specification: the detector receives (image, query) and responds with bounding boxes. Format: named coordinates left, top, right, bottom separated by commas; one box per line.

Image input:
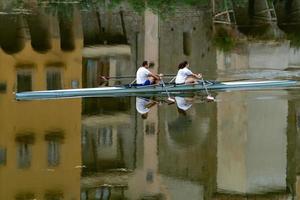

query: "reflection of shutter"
left=17, top=71, right=32, bottom=92
left=15, top=133, right=34, bottom=169
left=0, top=82, right=7, bottom=93
left=0, top=148, right=6, bottom=166
left=45, top=131, right=64, bottom=167
left=18, top=143, right=31, bottom=169
left=81, top=191, right=88, bottom=200
left=48, top=141, right=60, bottom=167
left=95, top=187, right=110, bottom=200
left=47, top=69, right=62, bottom=90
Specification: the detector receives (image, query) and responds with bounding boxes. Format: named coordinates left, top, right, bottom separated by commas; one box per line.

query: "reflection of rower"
left=136, top=97, right=157, bottom=119
left=175, top=96, right=193, bottom=113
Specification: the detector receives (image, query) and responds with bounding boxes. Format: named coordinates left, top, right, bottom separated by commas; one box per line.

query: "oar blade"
left=167, top=97, right=176, bottom=103
left=206, top=95, right=215, bottom=102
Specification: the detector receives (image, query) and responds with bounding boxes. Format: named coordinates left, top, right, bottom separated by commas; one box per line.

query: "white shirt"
left=175, top=67, right=193, bottom=84
left=136, top=67, right=151, bottom=84
left=136, top=97, right=150, bottom=114
left=175, top=96, right=192, bottom=111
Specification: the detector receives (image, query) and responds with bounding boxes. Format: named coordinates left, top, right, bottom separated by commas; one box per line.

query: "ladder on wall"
left=212, top=0, right=236, bottom=25
left=253, top=0, right=277, bottom=22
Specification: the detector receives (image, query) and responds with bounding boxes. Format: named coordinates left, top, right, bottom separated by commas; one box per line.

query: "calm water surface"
left=1, top=1, right=300, bottom=200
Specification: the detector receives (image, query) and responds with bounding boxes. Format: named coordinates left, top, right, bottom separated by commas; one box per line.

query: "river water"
left=1, top=1, right=300, bottom=200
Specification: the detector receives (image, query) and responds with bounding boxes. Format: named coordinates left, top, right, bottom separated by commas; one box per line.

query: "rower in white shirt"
left=175, top=61, right=202, bottom=84
left=136, top=61, right=161, bottom=85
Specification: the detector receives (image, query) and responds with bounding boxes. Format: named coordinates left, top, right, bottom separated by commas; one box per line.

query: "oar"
left=100, top=74, right=177, bottom=80
left=138, top=97, right=174, bottom=106
left=160, top=78, right=175, bottom=103
left=201, top=77, right=215, bottom=101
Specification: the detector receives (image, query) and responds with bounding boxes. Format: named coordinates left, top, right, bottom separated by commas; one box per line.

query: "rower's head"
left=142, top=61, right=148, bottom=68
left=183, top=61, right=189, bottom=68
left=178, top=62, right=185, bottom=69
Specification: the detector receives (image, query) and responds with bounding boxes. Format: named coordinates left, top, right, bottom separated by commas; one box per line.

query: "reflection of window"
left=45, top=131, right=64, bottom=167
left=0, top=82, right=7, bottom=93
left=95, top=187, right=110, bottom=200
left=17, top=70, right=32, bottom=92
left=81, top=190, right=88, bottom=200
left=0, top=148, right=6, bottom=166
left=17, top=143, right=31, bottom=169
left=82, top=130, right=88, bottom=145
left=15, top=192, right=35, bottom=200
left=48, top=141, right=60, bottom=167
left=145, top=123, right=155, bottom=135
left=47, top=68, right=62, bottom=90
left=15, top=133, right=34, bottom=169
left=97, top=127, right=112, bottom=146
left=71, top=80, right=79, bottom=88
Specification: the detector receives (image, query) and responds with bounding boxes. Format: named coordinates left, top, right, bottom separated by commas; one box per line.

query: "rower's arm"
left=192, top=73, right=202, bottom=79
left=148, top=73, right=161, bottom=80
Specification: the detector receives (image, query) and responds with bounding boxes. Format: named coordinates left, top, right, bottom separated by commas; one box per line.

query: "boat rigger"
left=15, top=80, right=298, bottom=101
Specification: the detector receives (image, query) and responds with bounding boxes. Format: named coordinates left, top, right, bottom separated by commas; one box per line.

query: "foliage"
left=37, top=0, right=75, bottom=21
left=0, top=0, right=28, bottom=14
left=31, top=0, right=210, bottom=21
left=1, top=0, right=209, bottom=15
left=213, top=26, right=236, bottom=52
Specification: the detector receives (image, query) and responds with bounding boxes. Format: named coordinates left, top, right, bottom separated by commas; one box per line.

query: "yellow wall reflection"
left=0, top=11, right=82, bottom=200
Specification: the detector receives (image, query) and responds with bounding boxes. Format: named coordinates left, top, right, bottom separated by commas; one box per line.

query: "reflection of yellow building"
left=0, top=11, right=82, bottom=200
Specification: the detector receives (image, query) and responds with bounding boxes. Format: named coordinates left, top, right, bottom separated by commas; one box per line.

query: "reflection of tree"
left=0, top=0, right=210, bottom=17
left=37, top=0, right=74, bottom=21
left=283, top=25, right=300, bottom=48
left=0, top=0, right=30, bottom=14
left=275, top=0, right=300, bottom=48
left=114, top=0, right=209, bottom=14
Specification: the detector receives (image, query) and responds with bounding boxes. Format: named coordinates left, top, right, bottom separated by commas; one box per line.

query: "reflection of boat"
left=16, top=80, right=298, bottom=100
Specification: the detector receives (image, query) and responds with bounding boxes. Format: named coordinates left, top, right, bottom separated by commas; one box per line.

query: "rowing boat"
left=15, top=80, right=298, bottom=100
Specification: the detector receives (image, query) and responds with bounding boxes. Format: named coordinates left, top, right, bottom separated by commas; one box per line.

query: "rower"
left=175, top=61, right=202, bottom=84
left=136, top=61, right=161, bottom=85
